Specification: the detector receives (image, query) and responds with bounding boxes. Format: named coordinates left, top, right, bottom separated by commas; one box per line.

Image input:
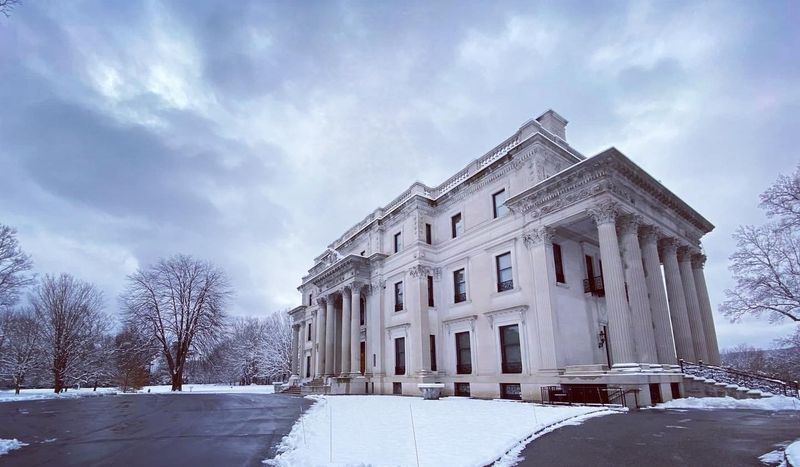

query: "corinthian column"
left=678, top=247, right=708, bottom=362
left=290, top=324, right=300, bottom=376
left=351, top=286, right=362, bottom=375
left=340, top=287, right=352, bottom=376
left=617, top=215, right=658, bottom=363
left=692, top=254, right=721, bottom=365
left=639, top=226, right=677, bottom=364
left=324, top=295, right=336, bottom=376
left=588, top=201, right=636, bottom=366
left=316, top=300, right=327, bottom=377
left=660, top=239, right=695, bottom=362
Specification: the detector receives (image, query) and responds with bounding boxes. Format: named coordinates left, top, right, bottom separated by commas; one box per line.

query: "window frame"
left=430, top=335, right=437, bottom=372
left=394, top=337, right=406, bottom=375
left=453, top=268, right=467, bottom=303
left=425, top=223, right=432, bottom=245
left=492, top=189, right=508, bottom=218
left=455, top=331, right=472, bottom=374
left=499, top=324, right=522, bottom=374
left=495, top=252, right=513, bottom=292
left=427, top=275, right=434, bottom=307
left=393, top=231, right=402, bottom=253
left=553, top=243, right=566, bottom=284
left=394, top=281, right=404, bottom=312
left=451, top=213, right=463, bottom=239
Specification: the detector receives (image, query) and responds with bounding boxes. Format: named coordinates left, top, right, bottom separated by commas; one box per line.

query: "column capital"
left=691, top=253, right=707, bottom=269
left=616, top=213, right=642, bottom=237
left=523, top=226, right=555, bottom=249
left=315, top=297, right=327, bottom=307
left=408, top=264, right=432, bottom=278
left=658, top=237, right=680, bottom=256
left=587, top=200, right=620, bottom=226
left=638, top=224, right=663, bottom=246
left=676, top=245, right=699, bottom=262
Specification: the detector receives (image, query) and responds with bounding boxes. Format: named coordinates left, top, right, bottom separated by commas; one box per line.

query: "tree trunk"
left=171, top=370, right=183, bottom=391
left=15, top=383, right=20, bottom=395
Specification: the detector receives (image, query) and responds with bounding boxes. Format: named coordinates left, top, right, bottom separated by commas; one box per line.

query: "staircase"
left=680, top=359, right=800, bottom=399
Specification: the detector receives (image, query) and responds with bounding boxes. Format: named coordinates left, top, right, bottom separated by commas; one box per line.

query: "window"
left=454, top=382, right=470, bottom=397
left=394, top=282, right=404, bottom=312
left=493, top=189, right=508, bottom=218
left=451, top=213, right=463, bottom=238
left=308, top=293, right=313, bottom=305
left=453, top=269, right=466, bottom=303
left=394, top=337, right=406, bottom=375
left=455, top=331, right=472, bottom=374
left=427, top=275, right=434, bottom=307
left=425, top=223, right=432, bottom=244
left=394, top=232, right=402, bottom=253
left=430, top=335, right=437, bottom=372
left=500, top=324, right=522, bottom=373
left=496, top=252, right=513, bottom=292
left=553, top=243, right=565, bottom=284
left=359, top=296, right=366, bottom=326
left=307, top=323, right=312, bottom=341
left=305, top=356, right=311, bottom=378
left=500, top=383, right=522, bottom=400
left=393, top=382, right=402, bottom=395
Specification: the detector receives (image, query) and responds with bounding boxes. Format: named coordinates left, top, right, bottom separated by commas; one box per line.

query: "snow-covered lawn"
left=787, top=439, right=800, bottom=466
left=266, top=395, right=617, bottom=467
left=652, top=396, right=800, bottom=411
left=0, top=439, right=27, bottom=457
left=0, top=383, right=275, bottom=403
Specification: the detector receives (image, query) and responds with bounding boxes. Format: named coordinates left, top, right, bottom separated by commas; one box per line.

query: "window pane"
left=453, top=269, right=466, bottom=302
left=456, top=331, right=471, bottom=374
left=394, top=282, right=403, bottom=311
left=493, top=189, right=508, bottom=218
left=394, top=232, right=402, bottom=253
left=451, top=213, right=463, bottom=238
left=553, top=243, right=565, bottom=284
left=500, top=324, right=522, bottom=373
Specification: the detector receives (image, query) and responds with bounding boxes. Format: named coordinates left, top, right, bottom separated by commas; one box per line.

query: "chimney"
left=536, top=109, right=568, bottom=140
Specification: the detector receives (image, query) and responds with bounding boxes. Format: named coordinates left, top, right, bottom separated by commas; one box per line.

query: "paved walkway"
left=0, top=393, right=310, bottom=467
left=516, top=407, right=800, bottom=467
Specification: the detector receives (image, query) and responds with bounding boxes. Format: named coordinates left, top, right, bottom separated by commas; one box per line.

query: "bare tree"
left=226, top=316, right=267, bottom=385
left=0, top=0, right=21, bottom=18
left=0, top=309, right=41, bottom=394
left=722, top=165, right=800, bottom=323
left=114, top=325, right=158, bottom=392
left=0, top=224, right=34, bottom=310
left=258, top=312, right=292, bottom=382
left=31, top=274, right=107, bottom=393
left=122, top=255, right=231, bottom=391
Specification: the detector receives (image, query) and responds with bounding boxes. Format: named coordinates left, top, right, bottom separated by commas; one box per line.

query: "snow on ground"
left=130, top=383, right=276, bottom=395
left=0, top=439, right=27, bottom=456
left=266, top=395, right=617, bottom=467
left=0, top=387, right=118, bottom=403
left=652, top=396, right=800, bottom=411
left=787, top=439, right=800, bottom=467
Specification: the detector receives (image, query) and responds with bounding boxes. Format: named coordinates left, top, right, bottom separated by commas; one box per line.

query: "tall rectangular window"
left=493, top=189, right=508, bottom=218
left=425, top=223, right=432, bottom=244
left=394, top=337, right=406, bottom=375
left=394, top=232, right=402, bottom=253
left=453, top=269, right=466, bottom=303
left=427, top=275, right=434, bottom=307
left=306, top=356, right=311, bottom=378
left=394, top=281, right=404, bottom=312
left=455, top=331, right=472, bottom=374
left=359, top=297, right=365, bottom=325
left=500, top=324, right=522, bottom=374
left=308, top=293, right=313, bottom=305
left=553, top=243, right=565, bottom=284
left=451, top=213, right=463, bottom=238
left=307, top=323, right=312, bottom=341
left=430, top=335, right=437, bottom=372
left=496, top=252, right=513, bottom=292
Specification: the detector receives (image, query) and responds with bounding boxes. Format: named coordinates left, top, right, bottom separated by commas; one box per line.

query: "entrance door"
left=360, top=341, right=366, bottom=374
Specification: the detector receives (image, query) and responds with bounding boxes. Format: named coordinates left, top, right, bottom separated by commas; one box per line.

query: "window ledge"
left=451, top=299, right=472, bottom=307
left=491, top=287, right=521, bottom=298
left=555, top=282, right=569, bottom=289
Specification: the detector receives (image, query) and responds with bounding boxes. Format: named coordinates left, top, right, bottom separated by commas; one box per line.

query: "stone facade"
left=287, top=109, right=720, bottom=406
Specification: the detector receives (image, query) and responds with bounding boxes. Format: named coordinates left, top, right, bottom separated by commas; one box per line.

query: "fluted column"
left=660, top=239, right=695, bottom=362
left=692, top=254, right=721, bottom=365
left=351, top=286, right=362, bottom=375
left=408, top=265, right=432, bottom=375
left=639, top=226, right=677, bottom=364
left=523, top=225, right=559, bottom=371
left=588, top=201, right=637, bottom=366
left=316, top=300, right=327, bottom=377
left=324, top=295, right=336, bottom=376
left=679, top=247, right=708, bottom=362
left=340, top=287, right=352, bottom=376
left=290, top=324, right=300, bottom=375
left=617, top=215, right=658, bottom=363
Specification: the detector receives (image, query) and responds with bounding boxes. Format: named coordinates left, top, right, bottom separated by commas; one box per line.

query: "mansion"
left=287, top=110, right=720, bottom=406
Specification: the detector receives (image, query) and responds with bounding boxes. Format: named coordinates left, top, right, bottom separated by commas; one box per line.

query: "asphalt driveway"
left=0, top=393, right=311, bottom=467
left=516, top=407, right=800, bottom=467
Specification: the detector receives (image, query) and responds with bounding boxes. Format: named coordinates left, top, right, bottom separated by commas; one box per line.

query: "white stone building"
left=287, top=109, right=719, bottom=406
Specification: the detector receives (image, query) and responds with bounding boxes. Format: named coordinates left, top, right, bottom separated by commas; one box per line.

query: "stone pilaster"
left=523, top=225, right=559, bottom=371
left=678, top=247, right=708, bottom=362
left=324, top=295, right=336, bottom=376
left=639, top=226, right=677, bottom=364
left=351, top=286, right=362, bottom=375
left=409, top=264, right=432, bottom=376
left=588, top=200, right=637, bottom=366
left=692, top=254, right=721, bottom=365
left=617, top=215, right=658, bottom=363
left=316, top=299, right=327, bottom=377
left=659, top=239, right=695, bottom=362
left=340, top=287, right=352, bottom=376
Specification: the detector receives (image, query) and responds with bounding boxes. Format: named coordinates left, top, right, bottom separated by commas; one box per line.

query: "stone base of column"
left=610, top=363, right=643, bottom=372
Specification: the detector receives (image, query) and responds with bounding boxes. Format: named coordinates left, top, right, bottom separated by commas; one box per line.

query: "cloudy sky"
left=1, top=0, right=798, bottom=348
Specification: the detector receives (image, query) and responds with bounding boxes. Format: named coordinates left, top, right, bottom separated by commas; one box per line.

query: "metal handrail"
left=680, top=359, right=800, bottom=398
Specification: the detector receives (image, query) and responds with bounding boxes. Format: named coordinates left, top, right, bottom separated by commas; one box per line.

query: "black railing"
left=454, top=292, right=467, bottom=303
left=583, top=275, right=605, bottom=297
left=394, top=303, right=403, bottom=312
left=394, top=365, right=405, bottom=375
left=540, top=385, right=640, bottom=408
left=502, top=361, right=522, bottom=373
left=456, top=363, right=472, bottom=374
left=497, top=280, right=514, bottom=292
left=680, top=359, right=800, bottom=398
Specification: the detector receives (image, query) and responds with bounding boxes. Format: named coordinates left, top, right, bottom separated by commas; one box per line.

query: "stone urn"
left=418, top=383, right=445, bottom=400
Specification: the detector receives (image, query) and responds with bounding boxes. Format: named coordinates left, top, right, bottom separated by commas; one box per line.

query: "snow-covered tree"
left=0, top=309, right=41, bottom=394
left=0, top=223, right=34, bottom=311
left=259, top=312, right=292, bottom=382
left=122, top=255, right=231, bottom=391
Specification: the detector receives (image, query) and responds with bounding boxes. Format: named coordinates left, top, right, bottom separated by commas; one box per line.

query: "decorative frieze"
left=408, top=264, right=433, bottom=278
left=522, top=226, right=555, bottom=248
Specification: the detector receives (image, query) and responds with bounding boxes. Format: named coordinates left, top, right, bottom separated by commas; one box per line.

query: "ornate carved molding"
left=523, top=226, right=555, bottom=249
left=408, top=264, right=433, bottom=278
left=691, top=253, right=707, bottom=269
left=638, top=224, right=662, bottom=246
left=677, top=245, right=699, bottom=262
left=616, top=213, right=642, bottom=237
left=443, top=315, right=478, bottom=334
left=658, top=238, right=680, bottom=257
left=385, top=323, right=411, bottom=338
left=484, top=305, right=529, bottom=328
left=587, top=200, right=620, bottom=226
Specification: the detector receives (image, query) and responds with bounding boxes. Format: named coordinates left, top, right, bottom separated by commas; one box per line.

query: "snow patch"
left=130, top=384, right=276, bottom=395
left=0, top=387, right=117, bottom=403
left=787, top=439, right=800, bottom=466
left=265, top=395, right=617, bottom=467
left=0, top=439, right=27, bottom=456
left=652, top=396, right=800, bottom=411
